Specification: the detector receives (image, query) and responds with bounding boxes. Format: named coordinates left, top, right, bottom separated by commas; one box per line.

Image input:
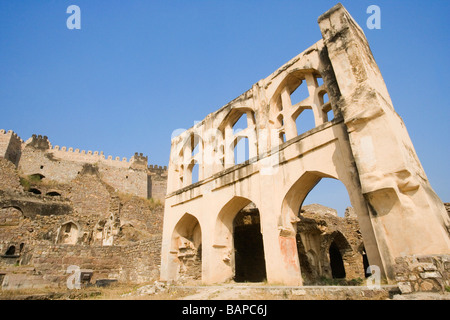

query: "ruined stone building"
left=0, top=4, right=449, bottom=294
left=0, top=130, right=167, bottom=288
left=160, top=4, right=450, bottom=293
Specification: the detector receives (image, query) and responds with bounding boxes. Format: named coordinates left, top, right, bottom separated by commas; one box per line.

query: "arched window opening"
left=320, top=91, right=334, bottom=122
left=322, top=92, right=329, bottom=104
left=276, top=113, right=284, bottom=127
left=290, top=81, right=310, bottom=106
left=326, top=109, right=334, bottom=122
left=317, top=77, right=324, bottom=87
left=46, top=191, right=61, bottom=197
left=192, top=143, right=199, bottom=157
left=191, top=162, right=199, bottom=184
left=57, top=222, right=78, bottom=245
left=295, top=109, right=316, bottom=136
left=233, top=203, right=266, bottom=282
left=233, top=113, right=248, bottom=133
left=28, top=188, right=42, bottom=195
left=329, top=241, right=346, bottom=279
left=234, top=137, right=249, bottom=165
left=5, top=246, right=16, bottom=256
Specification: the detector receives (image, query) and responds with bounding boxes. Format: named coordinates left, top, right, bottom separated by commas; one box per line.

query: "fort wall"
left=0, top=130, right=23, bottom=166
left=0, top=130, right=167, bottom=201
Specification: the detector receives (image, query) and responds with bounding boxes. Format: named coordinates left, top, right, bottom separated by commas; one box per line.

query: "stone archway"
left=170, top=213, right=202, bottom=283
left=56, top=221, right=79, bottom=245
left=161, top=4, right=450, bottom=286
left=211, top=196, right=267, bottom=283
left=233, top=203, right=266, bottom=282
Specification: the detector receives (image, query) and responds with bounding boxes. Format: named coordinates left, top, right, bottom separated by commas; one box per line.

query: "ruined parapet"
left=11, top=132, right=164, bottom=199
left=393, top=255, right=450, bottom=294
left=0, top=129, right=23, bottom=166
left=130, top=152, right=148, bottom=170
left=147, top=164, right=168, bottom=202
left=148, top=164, right=168, bottom=176
left=50, top=144, right=135, bottom=169
left=25, top=134, right=50, bottom=150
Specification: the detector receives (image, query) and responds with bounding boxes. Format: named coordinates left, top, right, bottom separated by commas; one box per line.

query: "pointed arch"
left=56, top=221, right=79, bottom=245
left=171, top=213, right=202, bottom=281
left=213, top=196, right=266, bottom=282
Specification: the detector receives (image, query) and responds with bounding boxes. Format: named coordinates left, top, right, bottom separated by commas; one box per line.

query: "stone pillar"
left=318, top=4, right=450, bottom=280
left=280, top=86, right=298, bottom=140
left=260, top=175, right=303, bottom=286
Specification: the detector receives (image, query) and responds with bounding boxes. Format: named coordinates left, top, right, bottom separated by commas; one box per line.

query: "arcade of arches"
left=160, top=4, right=450, bottom=286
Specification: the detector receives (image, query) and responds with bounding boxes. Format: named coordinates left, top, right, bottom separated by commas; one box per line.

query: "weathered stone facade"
left=0, top=142, right=166, bottom=289
left=0, top=130, right=167, bottom=201
left=297, top=204, right=366, bottom=284
left=0, top=3, right=448, bottom=296
left=1, top=237, right=161, bottom=289
left=394, top=255, right=449, bottom=294
left=160, top=3, right=450, bottom=289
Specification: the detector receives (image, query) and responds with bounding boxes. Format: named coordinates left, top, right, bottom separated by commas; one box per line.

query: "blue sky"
left=0, top=1, right=449, bottom=213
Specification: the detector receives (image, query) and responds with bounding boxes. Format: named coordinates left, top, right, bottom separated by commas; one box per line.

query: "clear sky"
left=0, top=1, right=449, bottom=214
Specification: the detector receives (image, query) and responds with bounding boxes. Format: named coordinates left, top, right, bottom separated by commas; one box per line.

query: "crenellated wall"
left=0, top=130, right=23, bottom=166
left=0, top=130, right=167, bottom=201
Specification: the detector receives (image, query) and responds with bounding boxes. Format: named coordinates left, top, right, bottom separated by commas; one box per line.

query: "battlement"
left=148, top=164, right=168, bottom=175
left=50, top=144, right=133, bottom=167
left=27, top=134, right=50, bottom=150
left=0, top=129, right=24, bottom=165
left=0, top=129, right=167, bottom=171
left=24, top=137, right=153, bottom=169
left=0, top=129, right=168, bottom=200
left=0, top=129, right=24, bottom=143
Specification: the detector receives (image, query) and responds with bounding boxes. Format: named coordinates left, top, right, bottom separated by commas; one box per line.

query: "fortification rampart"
left=0, top=130, right=167, bottom=200
left=0, top=130, right=23, bottom=166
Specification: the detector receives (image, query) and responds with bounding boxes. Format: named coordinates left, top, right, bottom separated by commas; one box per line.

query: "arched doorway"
left=171, top=213, right=202, bottom=282
left=57, top=222, right=79, bottom=245
left=214, top=197, right=267, bottom=283
left=281, top=171, right=365, bottom=284
left=360, top=246, right=371, bottom=278
left=233, top=203, right=266, bottom=282
left=329, top=240, right=346, bottom=278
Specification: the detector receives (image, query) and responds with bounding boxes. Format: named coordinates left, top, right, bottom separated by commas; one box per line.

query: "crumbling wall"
left=0, top=130, right=22, bottom=166
left=0, top=151, right=165, bottom=289
left=394, top=255, right=450, bottom=293
left=0, top=158, right=23, bottom=193
left=296, top=204, right=365, bottom=284
left=147, top=172, right=167, bottom=203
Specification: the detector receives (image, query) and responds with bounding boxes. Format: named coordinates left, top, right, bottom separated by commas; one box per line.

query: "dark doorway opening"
left=362, top=247, right=371, bottom=278
left=233, top=206, right=266, bottom=282
left=329, top=241, right=346, bottom=278
left=5, top=246, right=16, bottom=256
left=28, top=188, right=41, bottom=195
